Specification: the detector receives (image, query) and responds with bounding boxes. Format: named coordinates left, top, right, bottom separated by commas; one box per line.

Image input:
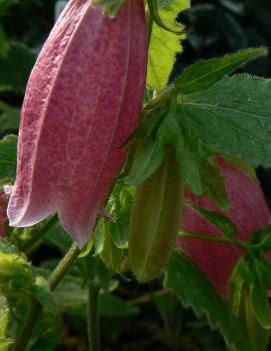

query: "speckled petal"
left=7, top=0, right=148, bottom=247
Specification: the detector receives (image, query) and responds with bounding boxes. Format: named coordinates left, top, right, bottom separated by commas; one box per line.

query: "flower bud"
left=177, top=157, right=271, bottom=299
left=129, top=148, right=184, bottom=282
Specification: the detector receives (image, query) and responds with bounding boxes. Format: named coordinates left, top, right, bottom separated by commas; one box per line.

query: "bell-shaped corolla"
left=177, top=157, right=271, bottom=299
left=7, top=0, right=148, bottom=247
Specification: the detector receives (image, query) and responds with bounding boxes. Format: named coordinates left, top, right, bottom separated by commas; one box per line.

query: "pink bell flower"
left=7, top=0, right=148, bottom=247
left=178, top=157, right=271, bottom=299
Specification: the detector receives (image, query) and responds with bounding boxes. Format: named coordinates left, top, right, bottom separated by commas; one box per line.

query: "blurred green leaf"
left=251, top=225, right=271, bottom=253
left=0, top=134, right=17, bottom=187
left=0, top=295, right=9, bottom=336
left=99, top=294, right=139, bottom=318
left=0, top=294, right=12, bottom=350
left=250, top=283, right=271, bottom=329
left=0, top=24, right=10, bottom=57
left=0, top=0, right=17, bottom=16
left=30, top=276, right=58, bottom=315
left=0, top=42, right=35, bottom=92
left=54, top=274, right=139, bottom=317
left=0, top=338, right=13, bottom=350
left=0, top=101, right=19, bottom=132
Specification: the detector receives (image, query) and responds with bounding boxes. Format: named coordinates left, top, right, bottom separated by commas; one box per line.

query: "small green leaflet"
left=0, top=134, right=17, bottom=187
left=187, top=202, right=237, bottom=239
left=177, top=74, right=271, bottom=167
left=125, top=137, right=164, bottom=185
left=167, top=251, right=253, bottom=351
left=174, top=48, right=267, bottom=94
left=147, top=0, right=190, bottom=90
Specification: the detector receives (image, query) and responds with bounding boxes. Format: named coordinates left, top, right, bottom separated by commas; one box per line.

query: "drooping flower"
left=177, top=157, right=271, bottom=299
left=7, top=0, right=148, bottom=247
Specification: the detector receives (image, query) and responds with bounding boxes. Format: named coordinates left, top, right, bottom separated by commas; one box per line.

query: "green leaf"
left=200, top=154, right=230, bottom=210
left=103, top=0, right=126, bottom=18
left=0, top=101, right=19, bottom=133
left=107, top=186, right=134, bottom=249
left=157, top=116, right=229, bottom=207
left=147, top=0, right=190, bottom=90
left=100, top=223, right=129, bottom=273
left=125, top=137, right=164, bottom=185
left=0, top=338, right=13, bottom=350
left=0, top=24, right=10, bottom=57
left=175, top=48, right=267, bottom=94
left=167, top=251, right=253, bottom=351
left=229, top=258, right=271, bottom=350
left=250, top=283, right=271, bottom=329
left=54, top=274, right=139, bottom=317
left=0, top=0, right=17, bottom=17
left=99, top=294, right=139, bottom=317
left=0, top=295, right=12, bottom=350
left=0, top=296, right=8, bottom=337
left=251, top=225, right=271, bottom=253
left=177, top=75, right=271, bottom=167
left=188, top=203, right=237, bottom=239
left=0, top=134, right=17, bottom=187
left=44, top=221, right=73, bottom=254
left=30, top=277, right=58, bottom=315
left=0, top=42, right=35, bottom=93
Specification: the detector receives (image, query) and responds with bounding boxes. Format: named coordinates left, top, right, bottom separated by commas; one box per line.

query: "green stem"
left=13, top=241, right=80, bottom=351
left=48, top=241, right=80, bottom=290
left=87, top=280, right=101, bottom=351
left=178, top=230, right=251, bottom=251
left=22, top=215, right=59, bottom=254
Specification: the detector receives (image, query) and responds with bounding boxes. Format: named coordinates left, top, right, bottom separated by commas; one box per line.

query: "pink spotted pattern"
left=7, top=0, right=148, bottom=247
